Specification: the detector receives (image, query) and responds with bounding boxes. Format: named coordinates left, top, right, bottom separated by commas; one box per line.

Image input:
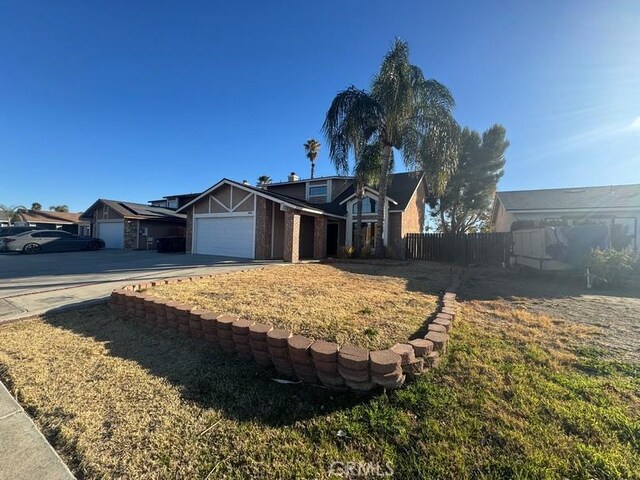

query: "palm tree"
left=303, top=139, right=321, bottom=179
left=257, top=175, right=272, bottom=187
left=352, top=144, right=388, bottom=256
left=0, top=204, right=28, bottom=224
left=31, top=202, right=42, bottom=211
left=323, top=39, right=459, bottom=257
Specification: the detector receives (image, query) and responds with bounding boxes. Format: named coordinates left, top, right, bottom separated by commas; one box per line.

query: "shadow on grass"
left=41, top=304, right=363, bottom=428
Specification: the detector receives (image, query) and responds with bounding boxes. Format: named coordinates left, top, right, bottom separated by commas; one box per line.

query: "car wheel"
left=87, top=240, right=100, bottom=251
left=23, top=243, right=41, bottom=254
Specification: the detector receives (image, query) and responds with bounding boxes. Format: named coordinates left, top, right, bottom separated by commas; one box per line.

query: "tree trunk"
left=374, top=143, right=392, bottom=258
left=310, top=161, right=315, bottom=179
left=355, top=193, right=364, bottom=257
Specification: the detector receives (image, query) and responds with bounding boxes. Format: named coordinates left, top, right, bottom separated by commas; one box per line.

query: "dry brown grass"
left=145, top=263, right=448, bottom=350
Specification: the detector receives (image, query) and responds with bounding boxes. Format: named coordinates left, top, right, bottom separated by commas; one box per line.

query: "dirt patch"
left=461, top=267, right=640, bottom=363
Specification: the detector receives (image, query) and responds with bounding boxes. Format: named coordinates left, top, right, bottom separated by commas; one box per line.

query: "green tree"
left=303, top=139, right=321, bottom=179
left=429, top=124, right=509, bottom=233
left=31, top=202, right=42, bottom=211
left=323, top=39, right=458, bottom=257
left=0, top=204, right=28, bottom=224
left=49, top=205, right=69, bottom=212
left=257, top=175, right=272, bottom=187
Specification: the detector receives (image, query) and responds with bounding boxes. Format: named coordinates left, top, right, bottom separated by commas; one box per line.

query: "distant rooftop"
left=497, top=184, right=640, bottom=211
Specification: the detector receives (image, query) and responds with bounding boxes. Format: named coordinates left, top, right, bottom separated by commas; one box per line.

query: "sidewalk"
left=0, top=381, right=75, bottom=480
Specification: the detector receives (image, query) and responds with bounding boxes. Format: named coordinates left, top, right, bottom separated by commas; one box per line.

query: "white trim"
left=252, top=194, right=257, bottom=258
left=178, top=178, right=326, bottom=216
left=210, top=194, right=229, bottom=212
left=194, top=212, right=254, bottom=218
left=231, top=192, right=253, bottom=212
left=339, top=187, right=398, bottom=206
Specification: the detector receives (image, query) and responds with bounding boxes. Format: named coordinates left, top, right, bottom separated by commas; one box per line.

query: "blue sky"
left=1, top=0, right=639, bottom=212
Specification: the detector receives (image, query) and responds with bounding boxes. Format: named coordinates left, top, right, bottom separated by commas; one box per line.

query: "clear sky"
left=1, top=0, right=639, bottom=212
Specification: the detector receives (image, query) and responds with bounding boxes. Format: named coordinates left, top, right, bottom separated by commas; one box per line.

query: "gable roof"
left=21, top=210, right=84, bottom=224
left=177, top=171, right=424, bottom=218
left=497, top=184, right=640, bottom=211
left=177, top=179, right=341, bottom=217
left=81, top=199, right=186, bottom=221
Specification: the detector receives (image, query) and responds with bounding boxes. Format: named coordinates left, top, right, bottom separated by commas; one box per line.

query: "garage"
left=97, top=221, right=124, bottom=249
left=194, top=215, right=254, bottom=258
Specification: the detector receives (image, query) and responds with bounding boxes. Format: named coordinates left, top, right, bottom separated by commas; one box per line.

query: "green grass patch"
left=0, top=303, right=638, bottom=479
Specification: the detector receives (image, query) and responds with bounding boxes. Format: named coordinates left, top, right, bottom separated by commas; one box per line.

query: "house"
left=0, top=210, right=91, bottom=235
left=492, top=184, right=640, bottom=250
left=148, top=193, right=200, bottom=210
left=80, top=199, right=186, bottom=249
left=176, top=171, right=426, bottom=261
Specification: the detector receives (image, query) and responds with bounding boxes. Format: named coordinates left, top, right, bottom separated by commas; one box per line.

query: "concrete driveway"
left=0, top=250, right=275, bottom=322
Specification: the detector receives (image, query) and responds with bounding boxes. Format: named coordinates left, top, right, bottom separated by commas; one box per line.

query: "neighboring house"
left=176, top=171, right=426, bottom=261
left=80, top=199, right=186, bottom=249
left=492, top=184, right=640, bottom=250
left=0, top=210, right=91, bottom=235
left=148, top=193, right=200, bottom=210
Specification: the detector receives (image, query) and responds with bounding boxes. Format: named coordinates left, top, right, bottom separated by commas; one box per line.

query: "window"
left=34, top=231, right=73, bottom=238
left=352, top=198, right=377, bottom=214
left=308, top=185, right=327, bottom=197
left=167, top=199, right=178, bottom=209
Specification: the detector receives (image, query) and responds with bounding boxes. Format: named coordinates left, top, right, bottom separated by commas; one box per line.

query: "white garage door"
left=97, top=221, right=124, bottom=249
left=194, top=216, right=254, bottom=258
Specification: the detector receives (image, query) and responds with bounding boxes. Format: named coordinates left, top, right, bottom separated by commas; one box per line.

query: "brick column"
left=313, top=216, right=327, bottom=260
left=185, top=208, right=193, bottom=253
left=283, top=210, right=300, bottom=263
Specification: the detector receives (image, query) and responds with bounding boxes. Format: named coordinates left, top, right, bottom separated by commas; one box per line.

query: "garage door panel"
left=195, top=216, right=254, bottom=258
left=97, top=221, right=124, bottom=249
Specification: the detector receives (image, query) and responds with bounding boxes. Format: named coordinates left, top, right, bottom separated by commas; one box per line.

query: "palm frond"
left=322, top=86, right=382, bottom=176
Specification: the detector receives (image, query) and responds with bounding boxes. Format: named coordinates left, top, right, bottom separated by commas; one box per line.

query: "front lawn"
left=144, top=262, right=448, bottom=350
left=0, top=285, right=638, bottom=479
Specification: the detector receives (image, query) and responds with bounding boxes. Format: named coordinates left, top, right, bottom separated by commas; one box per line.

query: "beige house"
left=177, top=172, right=427, bottom=261
left=492, top=184, right=640, bottom=250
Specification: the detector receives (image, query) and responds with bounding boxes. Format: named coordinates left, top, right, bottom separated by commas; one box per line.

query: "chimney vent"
left=288, top=172, right=299, bottom=182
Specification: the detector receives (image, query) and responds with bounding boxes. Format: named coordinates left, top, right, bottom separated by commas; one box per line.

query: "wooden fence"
left=404, top=232, right=512, bottom=265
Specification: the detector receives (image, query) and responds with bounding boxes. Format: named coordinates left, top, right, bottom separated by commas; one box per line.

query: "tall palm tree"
left=0, top=204, right=27, bottom=225
left=323, top=39, right=459, bottom=257
left=257, top=175, right=272, bottom=187
left=303, top=139, right=321, bottom=179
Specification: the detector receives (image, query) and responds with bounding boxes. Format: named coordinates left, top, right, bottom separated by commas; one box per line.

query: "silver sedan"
left=1, top=230, right=105, bottom=254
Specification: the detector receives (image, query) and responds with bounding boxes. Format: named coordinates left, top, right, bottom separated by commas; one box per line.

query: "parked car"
left=0, top=225, right=44, bottom=237
left=1, top=230, right=105, bottom=254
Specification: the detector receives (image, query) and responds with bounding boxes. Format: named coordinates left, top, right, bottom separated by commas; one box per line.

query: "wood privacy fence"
left=404, top=232, right=513, bottom=265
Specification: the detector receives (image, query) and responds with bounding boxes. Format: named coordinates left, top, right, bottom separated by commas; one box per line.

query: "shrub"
left=588, top=248, right=639, bottom=287
left=337, top=245, right=355, bottom=259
